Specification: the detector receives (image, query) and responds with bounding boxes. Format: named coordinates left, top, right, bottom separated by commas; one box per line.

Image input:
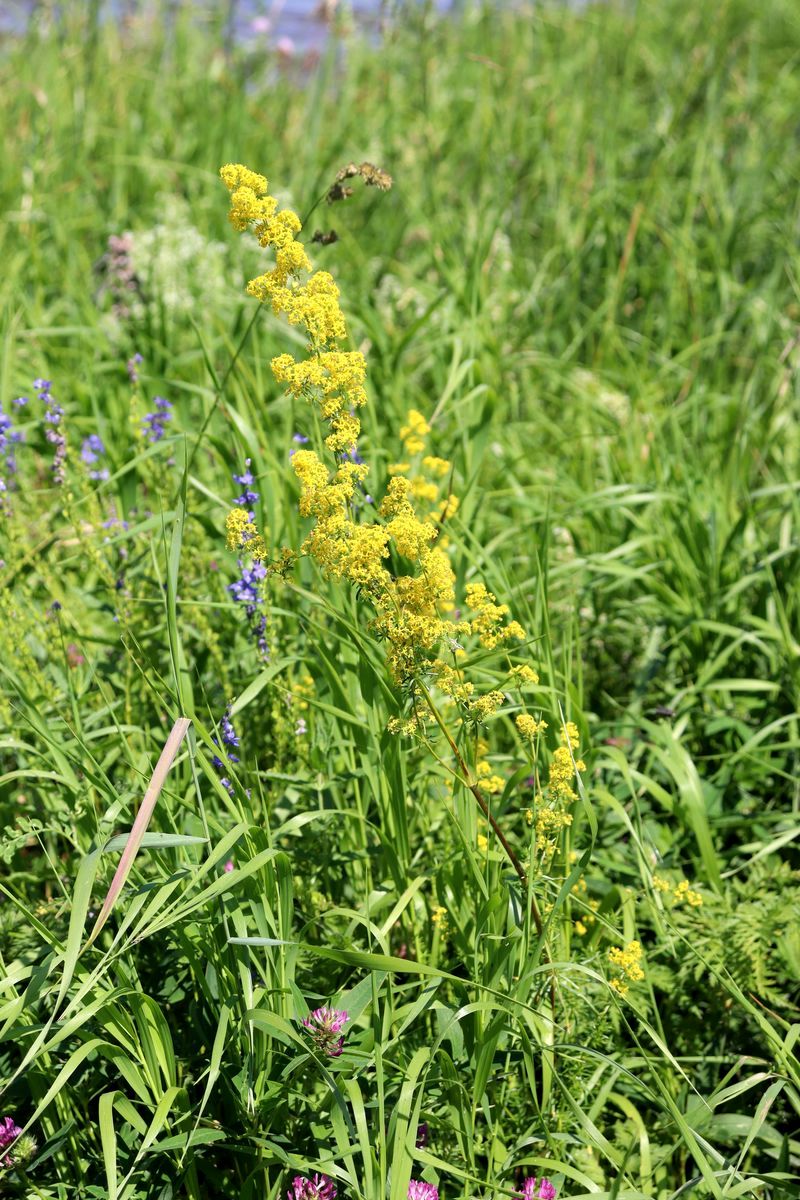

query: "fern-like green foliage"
left=667, top=860, right=800, bottom=1014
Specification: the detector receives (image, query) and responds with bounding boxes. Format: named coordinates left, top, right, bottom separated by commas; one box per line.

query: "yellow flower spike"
left=220, top=163, right=527, bottom=703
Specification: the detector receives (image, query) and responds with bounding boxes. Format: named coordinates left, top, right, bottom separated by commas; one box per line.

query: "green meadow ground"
left=1, top=1, right=799, bottom=1196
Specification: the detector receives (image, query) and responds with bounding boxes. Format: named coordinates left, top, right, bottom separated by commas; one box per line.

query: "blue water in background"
left=0, top=0, right=460, bottom=56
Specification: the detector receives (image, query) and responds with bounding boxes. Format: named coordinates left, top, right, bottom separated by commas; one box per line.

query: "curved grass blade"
left=84, top=717, right=192, bottom=951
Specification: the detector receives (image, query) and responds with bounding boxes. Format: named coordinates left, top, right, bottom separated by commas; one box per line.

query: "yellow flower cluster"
left=225, top=508, right=266, bottom=559
left=511, top=665, right=539, bottom=685
left=653, top=875, right=703, bottom=907
left=548, top=721, right=585, bottom=805
left=400, top=408, right=430, bottom=454
left=476, top=757, right=505, bottom=796
left=431, top=905, right=450, bottom=937
left=386, top=424, right=458, bottom=522
left=516, top=713, right=547, bottom=740
left=525, top=722, right=584, bottom=856
left=608, top=939, right=645, bottom=996
left=465, top=583, right=526, bottom=649
left=574, top=902, right=600, bottom=936
left=220, top=163, right=526, bottom=708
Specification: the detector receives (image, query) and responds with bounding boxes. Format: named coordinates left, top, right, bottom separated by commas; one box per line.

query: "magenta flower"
left=287, top=1174, right=337, bottom=1200
left=301, top=1006, right=348, bottom=1057
left=519, top=1178, right=557, bottom=1200
left=0, top=1115, right=22, bottom=1166
left=408, top=1182, right=438, bottom=1200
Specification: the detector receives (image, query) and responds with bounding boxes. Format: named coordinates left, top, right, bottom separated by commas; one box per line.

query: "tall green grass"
left=0, top=1, right=799, bottom=1196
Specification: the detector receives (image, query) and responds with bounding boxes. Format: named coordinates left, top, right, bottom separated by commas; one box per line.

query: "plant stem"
left=418, top=682, right=544, bottom=939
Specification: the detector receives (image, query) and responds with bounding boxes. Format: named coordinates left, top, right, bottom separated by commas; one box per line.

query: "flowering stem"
left=417, top=682, right=544, bottom=939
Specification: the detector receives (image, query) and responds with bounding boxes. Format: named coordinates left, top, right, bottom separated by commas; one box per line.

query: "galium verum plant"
left=220, top=163, right=577, bottom=892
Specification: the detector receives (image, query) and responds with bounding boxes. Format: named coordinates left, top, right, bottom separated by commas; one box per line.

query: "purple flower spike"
left=415, top=1123, right=429, bottom=1149
left=228, top=558, right=267, bottom=607
left=127, top=353, right=144, bottom=383
left=301, top=1006, right=348, bottom=1057
left=212, top=707, right=242, bottom=795
left=0, top=404, right=24, bottom=510
left=408, top=1182, right=438, bottom=1200
left=34, top=378, right=66, bottom=484
left=142, top=396, right=173, bottom=443
left=220, top=710, right=240, bottom=748
left=228, top=557, right=270, bottom=660
left=288, top=1175, right=337, bottom=1200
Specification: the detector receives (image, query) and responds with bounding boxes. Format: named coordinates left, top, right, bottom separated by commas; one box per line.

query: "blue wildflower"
left=228, top=558, right=267, bottom=607
left=233, top=458, right=259, bottom=507
left=0, top=405, right=24, bottom=510
left=81, top=433, right=110, bottom=481
left=34, top=378, right=66, bottom=484
left=142, top=396, right=173, bottom=442
left=212, top=707, right=242, bottom=795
